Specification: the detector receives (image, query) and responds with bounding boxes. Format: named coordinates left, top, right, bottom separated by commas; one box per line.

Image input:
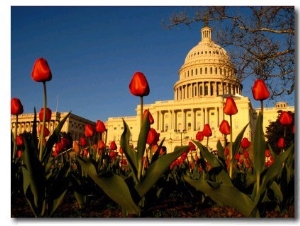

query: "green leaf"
left=22, top=134, right=46, bottom=216
left=136, top=112, right=151, bottom=181
left=74, top=191, right=86, bottom=209
left=184, top=176, right=257, bottom=217
left=135, top=145, right=188, bottom=198
left=232, top=123, right=249, bottom=156
left=253, top=113, right=266, bottom=175
left=42, top=111, right=71, bottom=164
left=193, top=140, right=221, bottom=169
left=49, top=190, right=68, bottom=217
left=120, top=119, right=138, bottom=181
left=217, top=140, right=224, bottom=160
left=258, top=144, right=293, bottom=197
left=77, top=156, right=140, bottom=215
left=270, top=181, right=283, bottom=203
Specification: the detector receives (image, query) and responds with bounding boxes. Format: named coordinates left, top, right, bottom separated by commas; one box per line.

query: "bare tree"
left=163, top=6, right=295, bottom=101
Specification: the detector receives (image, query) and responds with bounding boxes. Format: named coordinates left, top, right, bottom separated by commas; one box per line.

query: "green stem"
left=229, top=115, right=233, bottom=178
left=256, top=172, right=260, bottom=197
left=206, top=136, right=209, bottom=149
left=39, top=81, right=47, bottom=161
left=13, top=115, right=18, bottom=160
left=140, top=96, right=143, bottom=129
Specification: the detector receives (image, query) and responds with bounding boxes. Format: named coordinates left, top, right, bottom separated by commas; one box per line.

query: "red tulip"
left=146, top=128, right=160, bottom=145
left=31, top=58, right=52, bottom=82
left=223, top=96, right=238, bottom=115
left=109, top=150, right=118, bottom=160
left=240, top=137, right=251, bottom=149
left=235, top=153, right=241, bottom=161
left=109, top=141, right=117, bottom=151
left=143, top=109, right=154, bottom=124
left=84, top=124, right=94, bottom=137
left=98, top=140, right=106, bottom=150
left=38, top=107, right=52, bottom=122
left=11, top=98, right=24, bottom=115
left=265, top=149, right=271, bottom=157
left=55, top=142, right=64, bottom=153
left=38, top=125, right=50, bottom=137
left=202, top=124, right=212, bottom=137
left=219, top=120, right=231, bottom=135
left=129, top=71, right=150, bottom=97
left=188, top=141, right=196, bottom=151
left=265, top=156, right=274, bottom=167
left=119, top=147, right=124, bottom=154
left=79, top=137, right=87, bottom=146
left=95, top=120, right=106, bottom=133
left=224, top=147, right=229, bottom=156
left=196, top=131, right=204, bottom=141
left=16, top=135, right=23, bottom=146
left=278, top=111, right=293, bottom=126
left=251, top=79, right=270, bottom=101
left=277, top=137, right=285, bottom=148
left=17, top=150, right=22, bottom=158
left=243, top=150, right=249, bottom=159
left=60, top=137, right=70, bottom=148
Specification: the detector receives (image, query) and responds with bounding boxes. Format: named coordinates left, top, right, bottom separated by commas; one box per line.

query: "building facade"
left=11, top=111, right=95, bottom=142
left=105, top=25, right=294, bottom=153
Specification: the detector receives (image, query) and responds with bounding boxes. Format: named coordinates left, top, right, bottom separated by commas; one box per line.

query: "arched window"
left=205, top=67, right=207, bottom=74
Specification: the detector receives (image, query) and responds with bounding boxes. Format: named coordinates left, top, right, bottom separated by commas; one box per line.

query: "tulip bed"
left=11, top=59, right=295, bottom=218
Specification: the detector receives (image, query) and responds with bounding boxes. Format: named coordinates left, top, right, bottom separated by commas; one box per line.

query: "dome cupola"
left=174, top=25, right=242, bottom=101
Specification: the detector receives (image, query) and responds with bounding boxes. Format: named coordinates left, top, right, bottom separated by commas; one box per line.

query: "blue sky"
left=10, top=5, right=295, bottom=123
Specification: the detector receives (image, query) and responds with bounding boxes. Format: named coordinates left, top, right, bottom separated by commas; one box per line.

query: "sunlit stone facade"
left=105, top=25, right=294, bottom=153
left=11, top=112, right=95, bottom=141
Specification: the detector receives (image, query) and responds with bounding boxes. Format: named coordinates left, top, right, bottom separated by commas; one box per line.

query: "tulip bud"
left=188, top=141, right=196, bottom=151
left=243, top=150, right=249, bottom=159
left=251, top=79, right=270, bottom=101
left=219, top=120, right=231, bottom=135
left=277, top=137, right=285, bottom=148
left=143, top=109, right=154, bottom=124
left=79, top=137, right=87, bottom=146
left=38, top=107, right=52, bottom=122
left=16, top=135, right=24, bottom=146
left=265, top=149, right=271, bottom=157
left=31, top=58, right=52, bottom=82
left=129, top=71, right=150, bottom=97
left=146, top=128, right=160, bottom=145
left=95, top=120, right=106, bottom=133
left=202, top=124, right=212, bottom=137
left=109, top=141, right=117, bottom=151
left=98, top=140, right=106, bottom=150
left=196, top=131, right=204, bottom=141
left=84, top=124, right=94, bottom=137
left=223, top=96, right=238, bottom=115
left=278, top=111, right=293, bottom=126
left=11, top=98, right=24, bottom=115
left=240, top=137, right=251, bottom=149
left=38, top=125, right=50, bottom=137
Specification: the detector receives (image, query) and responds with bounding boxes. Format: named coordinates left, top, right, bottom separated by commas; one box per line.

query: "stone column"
left=182, top=109, right=186, bottom=131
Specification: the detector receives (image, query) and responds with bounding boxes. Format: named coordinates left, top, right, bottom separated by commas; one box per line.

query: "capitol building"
left=11, top=25, right=294, bottom=153
left=105, top=25, right=294, bottom=152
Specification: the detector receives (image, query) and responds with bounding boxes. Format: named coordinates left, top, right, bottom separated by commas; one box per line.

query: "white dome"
left=174, top=25, right=241, bottom=101
left=183, top=26, right=230, bottom=65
